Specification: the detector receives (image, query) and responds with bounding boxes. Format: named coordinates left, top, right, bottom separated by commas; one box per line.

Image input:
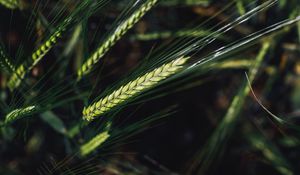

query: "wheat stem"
left=190, top=41, right=271, bottom=174
left=77, top=0, right=158, bottom=80
left=83, top=56, right=189, bottom=121
left=247, top=132, right=294, bottom=175
left=161, top=0, right=209, bottom=6
left=131, top=29, right=214, bottom=41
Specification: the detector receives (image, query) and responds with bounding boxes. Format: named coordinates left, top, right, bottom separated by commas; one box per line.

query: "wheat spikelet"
left=77, top=0, right=158, bottom=80
left=0, top=46, right=15, bottom=73
left=83, top=56, right=189, bottom=121
left=4, top=105, right=37, bottom=124
left=7, top=19, right=70, bottom=90
left=80, top=130, right=110, bottom=156
left=0, top=0, right=19, bottom=9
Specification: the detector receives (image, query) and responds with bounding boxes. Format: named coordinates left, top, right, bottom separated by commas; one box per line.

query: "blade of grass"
left=40, top=111, right=67, bottom=135
left=160, top=0, right=210, bottom=6
left=247, top=132, right=294, bottom=175
left=188, top=41, right=271, bottom=175
left=130, top=29, right=223, bottom=41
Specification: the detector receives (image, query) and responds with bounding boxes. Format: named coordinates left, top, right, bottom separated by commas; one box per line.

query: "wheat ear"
left=0, top=46, right=15, bottom=73
left=7, top=19, right=70, bottom=90
left=80, top=122, right=111, bottom=156
left=83, top=56, right=189, bottom=121
left=0, top=0, right=19, bottom=9
left=77, top=0, right=158, bottom=80
left=80, top=131, right=110, bottom=156
left=4, top=105, right=37, bottom=124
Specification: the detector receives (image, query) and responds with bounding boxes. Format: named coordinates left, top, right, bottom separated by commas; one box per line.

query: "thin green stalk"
left=131, top=29, right=215, bottom=41
left=298, top=21, right=300, bottom=42
left=247, top=132, right=294, bottom=175
left=297, top=7, right=300, bottom=42
left=189, top=41, right=271, bottom=175
left=77, top=0, right=158, bottom=80
left=82, top=56, right=189, bottom=121
left=160, top=0, right=209, bottom=6
left=208, top=59, right=253, bottom=70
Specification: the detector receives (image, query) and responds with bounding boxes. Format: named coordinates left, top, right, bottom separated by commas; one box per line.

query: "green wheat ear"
left=82, top=56, right=189, bottom=121
left=80, top=122, right=111, bottom=156
left=0, top=0, right=19, bottom=9
left=77, top=0, right=158, bottom=80
left=0, top=45, right=15, bottom=73
left=80, top=131, right=110, bottom=156
left=7, top=20, right=69, bottom=90
left=4, top=105, right=37, bottom=125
